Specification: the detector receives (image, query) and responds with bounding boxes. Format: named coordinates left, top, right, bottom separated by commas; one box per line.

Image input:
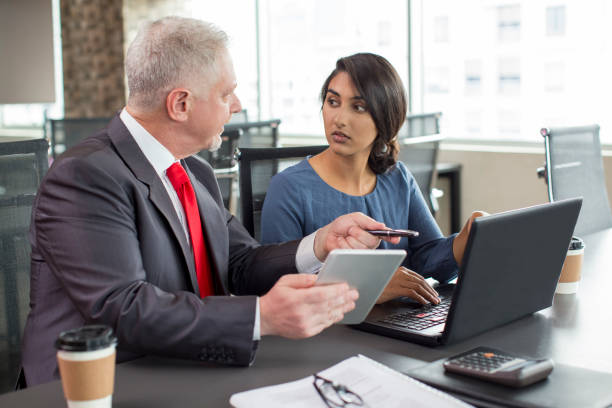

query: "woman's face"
left=322, top=71, right=378, bottom=159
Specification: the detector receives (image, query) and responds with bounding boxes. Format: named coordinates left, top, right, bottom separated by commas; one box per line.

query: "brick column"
left=60, top=0, right=125, bottom=118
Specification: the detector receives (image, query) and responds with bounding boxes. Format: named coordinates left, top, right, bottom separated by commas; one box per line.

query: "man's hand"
left=452, top=211, right=488, bottom=266
left=259, top=274, right=359, bottom=338
left=376, top=266, right=440, bottom=304
left=313, top=212, right=400, bottom=262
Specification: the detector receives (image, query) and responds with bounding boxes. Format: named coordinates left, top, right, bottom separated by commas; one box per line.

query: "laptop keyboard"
left=379, top=297, right=452, bottom=331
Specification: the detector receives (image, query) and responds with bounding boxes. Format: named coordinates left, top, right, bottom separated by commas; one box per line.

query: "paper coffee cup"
left=556, top=237, right=585, bottom=294
left=56, top=325, right=118, bottom=408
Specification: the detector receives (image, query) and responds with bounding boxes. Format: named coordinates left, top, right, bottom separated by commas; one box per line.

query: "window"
left=1, top=105, right=48, bottom=128
left=259, top=0, right=408, bottom=136
left=498, top=109, right=521, bottom=134
left=465, top=110, right=482, bottom=135
left=544, top=62, right=564, bottom=92
left=464, top=60, right=482, bottom=95
left=413, top=0, right=612, bottom=142
left=434, top=16, right=449, bottom=43
left=498, top=5, right=521, bottom=42
left=498, top=58, right=521, bottom=95
left=124, top=0, right=259, bottom=119
left=426, top=66, right=450, bottom=94
left=546, top=6, right=566, bottom=36
left=377, top=21, right=392, bottom=46
left=9, top=1, right=612, bottom=144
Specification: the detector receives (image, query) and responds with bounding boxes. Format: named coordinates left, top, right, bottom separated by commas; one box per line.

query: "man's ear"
left=166, top=88, right=191, bottom=122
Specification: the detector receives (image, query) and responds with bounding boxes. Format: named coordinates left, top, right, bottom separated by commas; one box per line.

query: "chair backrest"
left=541, top=125, right=612, bottom=236
left=196, top=119, right=282, bottom=214
left=237, top=145, right=327, bottom=241
left=398, top=135, right=444, bottom=213
left=45, top=117, right=112, bottom=158
left=398, top=112, right=442, bottom=139
left=0, top=138, right=49, bottom=393
left=198, top=129, right=241, bottom=170
left=231, top=119, right=282, bottom=148
left=196, top=129, right=241, bottom=212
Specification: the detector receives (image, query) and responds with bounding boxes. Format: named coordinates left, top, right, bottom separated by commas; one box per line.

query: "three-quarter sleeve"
left=260, top=171, right=305, bottom=244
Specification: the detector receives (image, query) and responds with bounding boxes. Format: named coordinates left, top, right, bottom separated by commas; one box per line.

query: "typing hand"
left=313, top=212, right=400, bottom=262
left=376, top=267, right=440, bottom=304
left=260, top=274, right=359, bottom=338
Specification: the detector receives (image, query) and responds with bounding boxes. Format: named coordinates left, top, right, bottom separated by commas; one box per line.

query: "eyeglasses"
left=312, top=373, right=365, bottom=407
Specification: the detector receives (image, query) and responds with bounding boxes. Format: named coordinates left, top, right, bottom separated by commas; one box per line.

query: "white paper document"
left=229, top=354, right=472, bottom=408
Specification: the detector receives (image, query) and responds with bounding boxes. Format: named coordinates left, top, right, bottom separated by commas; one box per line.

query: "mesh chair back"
left=238, top=145, right=327, bottom=241
left=46, top=117, right=112, bottom=158
left=398, top=135, right=444, bottom=213
left=196, top=130, right=241, bottom=213
left=198, top=130, right=241, bottom=170
left=233, top=119, right=281, bottom=148
left=542, top=125, right=612, bottom=236
left=196, top=119, right=282, bottom=214
left=398, top=112, right=442, bottom=139
left=0, top=138, right=48, bottom=393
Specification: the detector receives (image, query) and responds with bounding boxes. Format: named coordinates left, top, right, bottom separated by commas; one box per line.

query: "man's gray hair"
left=125, top=16, right=228, bottom=109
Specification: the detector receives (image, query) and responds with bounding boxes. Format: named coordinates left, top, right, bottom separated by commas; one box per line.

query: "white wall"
left=436, top=147, right=612, bottom=231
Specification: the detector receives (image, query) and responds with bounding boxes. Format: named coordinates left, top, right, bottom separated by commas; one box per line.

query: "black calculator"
left=443, top=347, right=554, bottom=387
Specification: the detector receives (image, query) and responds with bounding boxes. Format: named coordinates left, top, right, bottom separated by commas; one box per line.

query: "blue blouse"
left=260, top=159, right=458, bottom=283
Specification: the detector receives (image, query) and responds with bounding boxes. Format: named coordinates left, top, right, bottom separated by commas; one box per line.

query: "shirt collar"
left=119, top=108, right=178, bottom=176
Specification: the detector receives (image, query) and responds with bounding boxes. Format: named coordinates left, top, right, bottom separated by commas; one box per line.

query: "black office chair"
left=398, top=112, right=442, bottom=139
left=237, top=145, right=327, bottom=241
left=398, top=135, right=445, bottom=215
left=45, top=117, right=112, bottom=158
left=197, top=119, right=282, bottom=215
left=233, top=119, right=282, bottom=148
left=397, top=112, right=444, bottom=215
left=197, top=129, right=241, bottom=213
left=540, top=125, right=612, bottom=236
left=0, top=138, right=49, bottom=393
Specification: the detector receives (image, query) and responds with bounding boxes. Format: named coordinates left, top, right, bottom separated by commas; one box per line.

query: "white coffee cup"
left=556, top=236, right=585, bottom=294
left=56, top=325, right=118, bottom=408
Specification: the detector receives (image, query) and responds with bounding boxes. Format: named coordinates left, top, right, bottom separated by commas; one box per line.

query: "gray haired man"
left=21, top=16, right=398, bottom=386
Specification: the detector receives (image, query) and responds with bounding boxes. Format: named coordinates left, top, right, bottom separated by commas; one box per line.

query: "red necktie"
left=166, top=162, right=213, bottom=298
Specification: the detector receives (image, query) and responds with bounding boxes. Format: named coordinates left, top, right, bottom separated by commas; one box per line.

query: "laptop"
left=354, top=198, right=582, bottom=346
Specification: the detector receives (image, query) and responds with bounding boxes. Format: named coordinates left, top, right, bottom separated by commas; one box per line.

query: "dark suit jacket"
left=22, top=116, right=299, bottom=386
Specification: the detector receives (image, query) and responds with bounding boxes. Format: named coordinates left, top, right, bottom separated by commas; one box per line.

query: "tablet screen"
left=317, top=249, right=406, bottom=324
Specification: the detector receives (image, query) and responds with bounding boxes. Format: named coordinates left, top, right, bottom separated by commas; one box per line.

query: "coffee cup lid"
left=569, top=236, right=584, bottom=251
left=56, top=325, right=117, bottom=352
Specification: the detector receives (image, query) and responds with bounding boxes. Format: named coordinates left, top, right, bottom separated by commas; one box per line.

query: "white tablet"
left=317, top=249, right=407, bottom=324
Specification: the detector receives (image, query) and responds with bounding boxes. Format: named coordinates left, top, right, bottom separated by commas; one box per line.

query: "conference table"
left=1, top=228, right=611, bottom=407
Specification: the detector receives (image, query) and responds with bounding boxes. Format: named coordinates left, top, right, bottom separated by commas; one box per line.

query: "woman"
left=261, top=53, right=479, bottom=304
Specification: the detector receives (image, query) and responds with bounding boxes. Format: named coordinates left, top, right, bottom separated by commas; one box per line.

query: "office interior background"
left=1, top=0, right=612, bottom=234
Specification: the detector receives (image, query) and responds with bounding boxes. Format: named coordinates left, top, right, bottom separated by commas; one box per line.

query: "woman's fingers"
left=398, top=268, right=440, bottom=303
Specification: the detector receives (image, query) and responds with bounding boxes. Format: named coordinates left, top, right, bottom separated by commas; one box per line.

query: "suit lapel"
left=184, top=163, right=230, bottom=294
left=106, top=116, right=200, bottom=295
left=147, top=179, right=200, bottom=295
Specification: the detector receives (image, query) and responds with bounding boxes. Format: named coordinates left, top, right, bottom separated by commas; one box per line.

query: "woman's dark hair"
left=320, top=53, right=407, bottom=174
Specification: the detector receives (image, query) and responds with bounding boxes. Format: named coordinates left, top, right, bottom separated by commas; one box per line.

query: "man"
left=21, top=16, right=399, bottom=386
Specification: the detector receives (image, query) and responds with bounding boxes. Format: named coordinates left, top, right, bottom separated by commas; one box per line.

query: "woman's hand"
left=376, top=267, right=440, bottom=304
left=313, top=212, right=400, bottom=261
left=452, top=211, right=489, bottom=266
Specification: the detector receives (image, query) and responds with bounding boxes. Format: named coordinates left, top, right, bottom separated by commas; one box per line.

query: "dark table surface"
left=2, top=228, right=611, bottom=407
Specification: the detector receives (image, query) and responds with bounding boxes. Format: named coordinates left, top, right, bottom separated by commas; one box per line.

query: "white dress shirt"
left=119, top=109, right=323, bottom=340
